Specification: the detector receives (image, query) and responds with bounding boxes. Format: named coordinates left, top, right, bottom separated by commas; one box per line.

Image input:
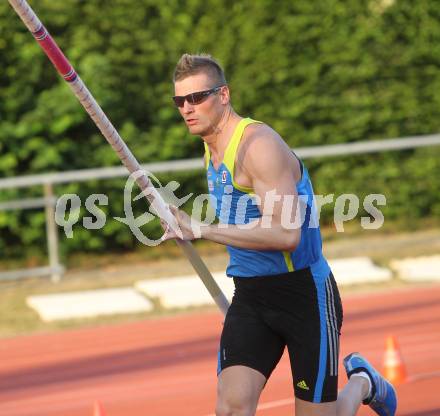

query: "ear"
left=220, top=85, right=230, bottom=105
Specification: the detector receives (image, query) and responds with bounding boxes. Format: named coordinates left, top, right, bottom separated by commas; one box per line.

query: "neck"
left=203, top=107, right=241, bottom=158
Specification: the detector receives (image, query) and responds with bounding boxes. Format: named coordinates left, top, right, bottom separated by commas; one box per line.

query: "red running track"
left=0, top=284, right=439, bottom=416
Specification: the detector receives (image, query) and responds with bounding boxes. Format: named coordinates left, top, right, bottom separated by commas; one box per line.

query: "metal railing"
left=1, top=133, right=439, bottom=282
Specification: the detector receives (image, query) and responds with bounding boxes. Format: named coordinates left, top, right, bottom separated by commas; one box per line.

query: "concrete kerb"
left=27, top=256, right=439, bottom=320
left=390, top=255, right=440, bottom=282
left=27, top=287, right=154, bottom=322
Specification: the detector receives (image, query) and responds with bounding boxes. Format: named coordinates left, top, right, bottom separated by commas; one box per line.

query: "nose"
left=182, top=99, right=194, bottom=114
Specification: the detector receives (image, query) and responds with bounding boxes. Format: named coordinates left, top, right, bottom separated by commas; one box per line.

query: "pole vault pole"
left=8, top=0, right=230, bottom=315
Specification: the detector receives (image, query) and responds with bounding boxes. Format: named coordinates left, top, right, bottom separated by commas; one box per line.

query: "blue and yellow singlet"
left=205, top=117, right=330, bottom=278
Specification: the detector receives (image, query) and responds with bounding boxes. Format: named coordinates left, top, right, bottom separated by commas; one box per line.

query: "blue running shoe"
left=344, top=352, right=397, bottom=416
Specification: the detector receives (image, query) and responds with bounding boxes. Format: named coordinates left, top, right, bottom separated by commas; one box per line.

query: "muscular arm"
left=203, top=128, right=301, bottom=250
left=165, top=126, right=302, bottom=251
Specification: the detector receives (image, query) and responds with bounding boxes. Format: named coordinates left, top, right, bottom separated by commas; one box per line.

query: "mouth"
left=186, top=118, right=197, bottom=126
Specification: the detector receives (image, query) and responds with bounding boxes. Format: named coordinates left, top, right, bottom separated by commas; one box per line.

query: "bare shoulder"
left=243, top=122, right=284, bottom=149
left=238, top=122, right=298, bottom=176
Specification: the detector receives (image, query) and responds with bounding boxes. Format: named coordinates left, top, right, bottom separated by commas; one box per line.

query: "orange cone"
left=93, top=400, right=106, bottom=416
left=383, top=335, right=407, bottom=385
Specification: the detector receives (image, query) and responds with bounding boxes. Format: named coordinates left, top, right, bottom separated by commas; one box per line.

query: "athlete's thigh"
left=295, top=397, right=337, bottom=416
left=217, top=295, right=285, bottom=379
left=216, top=365, right=266, bottom=415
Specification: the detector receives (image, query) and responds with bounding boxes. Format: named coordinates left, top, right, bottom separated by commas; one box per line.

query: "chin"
left=188, top=125, right=206, bottom=136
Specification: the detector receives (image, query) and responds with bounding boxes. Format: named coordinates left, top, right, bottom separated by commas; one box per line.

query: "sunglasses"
left=172, top=86, right=223, bottom=108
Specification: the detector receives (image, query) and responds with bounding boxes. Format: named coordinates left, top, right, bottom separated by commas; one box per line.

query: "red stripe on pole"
left=33, top=25, right=76, bottom=82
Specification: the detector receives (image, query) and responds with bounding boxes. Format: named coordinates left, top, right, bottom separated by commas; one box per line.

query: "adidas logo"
left=297, top=380, right=309, bottom=390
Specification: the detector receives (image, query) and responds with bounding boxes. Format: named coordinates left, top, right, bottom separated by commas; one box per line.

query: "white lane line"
left=409, top=370, right=440, bottom=382
left=256, top=398, right=295, bottom=410
left=202, top=397, right=294, bottom=416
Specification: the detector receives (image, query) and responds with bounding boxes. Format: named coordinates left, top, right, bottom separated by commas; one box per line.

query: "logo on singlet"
left=221, top=170, right=227, bottom=183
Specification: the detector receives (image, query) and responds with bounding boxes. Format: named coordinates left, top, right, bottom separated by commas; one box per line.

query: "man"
left=163, top=53, right=397, bottom=416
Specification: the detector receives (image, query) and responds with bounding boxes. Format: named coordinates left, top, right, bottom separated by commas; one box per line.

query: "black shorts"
left=217, top=268, right=343, bottom=403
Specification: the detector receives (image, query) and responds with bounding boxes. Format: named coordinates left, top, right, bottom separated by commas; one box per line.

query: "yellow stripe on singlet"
left=223, top=118, right=261, bottom=194
left=203, top=142, right=210, bottom=169
left=283, top=251, right=295, bottom=272
left=204, top=118, right=260, bottom=187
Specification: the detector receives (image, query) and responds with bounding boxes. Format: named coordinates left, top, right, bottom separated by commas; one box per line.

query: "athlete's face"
left=174, top=73, right=229, bottom=137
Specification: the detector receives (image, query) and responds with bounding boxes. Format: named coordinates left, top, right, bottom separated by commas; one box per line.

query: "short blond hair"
left=173, top=53, right=227, bottom=86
